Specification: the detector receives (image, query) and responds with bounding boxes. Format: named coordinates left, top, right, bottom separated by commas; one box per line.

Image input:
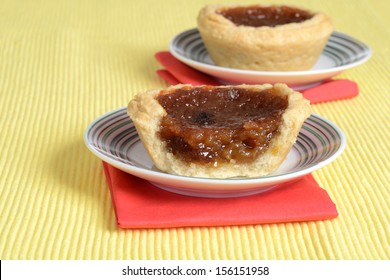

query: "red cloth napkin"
left=155, top=51, right=359, bottom=104
left=103, top=162, right=338, bottom=229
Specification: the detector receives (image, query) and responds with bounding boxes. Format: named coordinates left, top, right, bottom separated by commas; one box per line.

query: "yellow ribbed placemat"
left=0, top=0, right=388, bottom=260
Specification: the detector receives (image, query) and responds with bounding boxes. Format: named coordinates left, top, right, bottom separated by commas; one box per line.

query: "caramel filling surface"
left=157, top=86, right=288, bottom=165
left=219, top=5, right=313, bottom=27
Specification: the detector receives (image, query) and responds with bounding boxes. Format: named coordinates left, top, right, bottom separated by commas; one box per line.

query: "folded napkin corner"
left=102, top=162, right=338, bottom=229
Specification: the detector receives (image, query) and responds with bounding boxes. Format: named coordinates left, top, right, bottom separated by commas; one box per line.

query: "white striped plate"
left=84, top=108, right=346, bottom=198
left=170, top=28, right=371, bottom=89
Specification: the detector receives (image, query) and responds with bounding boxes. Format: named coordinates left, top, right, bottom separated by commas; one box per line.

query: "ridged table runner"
left=0, top=0, right=388, bottom=260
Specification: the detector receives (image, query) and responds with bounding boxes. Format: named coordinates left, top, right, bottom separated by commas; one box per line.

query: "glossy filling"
left=218, top=5, right=313, bottom=27
left=157, top=86, right=288, bottom=165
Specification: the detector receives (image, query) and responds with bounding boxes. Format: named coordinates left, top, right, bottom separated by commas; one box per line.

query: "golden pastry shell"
left=197, top=4, right=333, bottom=71
left=127, top=84, right=311, bottom=178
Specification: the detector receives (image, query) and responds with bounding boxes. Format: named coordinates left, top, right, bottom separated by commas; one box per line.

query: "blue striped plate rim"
left=170, top=28, right=371, bottom=75
left=84, top=108, right=346, bottom=185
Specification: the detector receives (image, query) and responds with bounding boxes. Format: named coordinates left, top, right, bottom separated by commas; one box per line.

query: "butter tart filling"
left=157, top=86, right=288, bottom=164
left=218, top=5, right=313, bottom=27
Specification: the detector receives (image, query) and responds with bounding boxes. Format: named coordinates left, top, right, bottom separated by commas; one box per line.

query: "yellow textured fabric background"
left=0, top=0, right=389, bottom=260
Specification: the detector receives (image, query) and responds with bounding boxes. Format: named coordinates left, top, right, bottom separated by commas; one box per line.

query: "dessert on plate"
left=197, top=4, right=333, bottom=71
left=127, top=84, right=311, bottom=178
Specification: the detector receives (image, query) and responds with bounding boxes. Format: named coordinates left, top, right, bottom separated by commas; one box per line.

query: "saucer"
left=169, top=28, right=371, bottom=88
left=85, top=108, right=346, bottom=198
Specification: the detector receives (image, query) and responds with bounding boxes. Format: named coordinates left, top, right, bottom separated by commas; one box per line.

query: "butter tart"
left=197, top=4, right=333, bottom=71
left=127, top=84, right=311, bottom=178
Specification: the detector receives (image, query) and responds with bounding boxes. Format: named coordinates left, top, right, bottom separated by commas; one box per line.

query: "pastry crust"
left=197, top=4, right=333, bottom=71
left=127, top=84, right=311, bottom=178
